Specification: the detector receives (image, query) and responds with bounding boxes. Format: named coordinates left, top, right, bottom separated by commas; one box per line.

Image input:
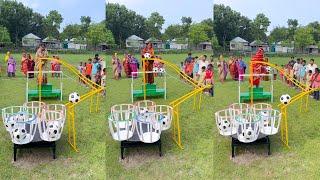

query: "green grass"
left=1, top=53, right=320, bottom=179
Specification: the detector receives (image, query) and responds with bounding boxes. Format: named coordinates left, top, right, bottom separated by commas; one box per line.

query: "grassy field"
left=0, top=53, right=108, bottom=179
left=1, top=53, right=320, bottom=179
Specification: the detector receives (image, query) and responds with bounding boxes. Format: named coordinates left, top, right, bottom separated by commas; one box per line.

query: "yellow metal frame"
left=36, top=58, right=105, bottom=152
left=142, top=58, right=211, bottom=149
left=249, top=60, right=318, bottom=148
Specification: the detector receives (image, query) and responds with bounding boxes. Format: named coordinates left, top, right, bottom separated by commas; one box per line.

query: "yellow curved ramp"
left=37, top=58, right=104, bottom=152
left=143, top=58, right=211, bottom=149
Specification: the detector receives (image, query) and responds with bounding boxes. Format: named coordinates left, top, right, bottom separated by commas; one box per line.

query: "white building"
left=229, top=37, right=251, bottom=51
left=22, top=33, right=41, bottom=48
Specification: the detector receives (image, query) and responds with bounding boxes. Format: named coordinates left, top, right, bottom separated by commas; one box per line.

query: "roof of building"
left=230, top=37, right=248, bottom=43
left=22, top=33, right=41, bottom=40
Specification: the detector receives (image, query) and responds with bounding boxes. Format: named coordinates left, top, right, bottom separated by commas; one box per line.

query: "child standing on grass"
left=7, top=55, right=16, bottom=77
left=306, top=70, right=313, bottom=90
left=180, top=62, right=185, bottom=79
left=204, top=64, right=214, bottom=96
left=27, top=54, right=35, bottom=78
left=218, top=64, right=224, bottom=83
left=86, top=59, right=93, bottom=80
left=53, top=56, right=61, bottom=78
left=299, top=60, right=307, bottom=84
left=311, top=68, right=320, bottom=100
left=78, top=62, right=83, bottom=83
left=197, top=66, right=206, bottom=86
left=288, top=65, right=294, bottom=87
left=21, top=53, right=28, bottom=77
left=101, top=68, right=106, bottom=97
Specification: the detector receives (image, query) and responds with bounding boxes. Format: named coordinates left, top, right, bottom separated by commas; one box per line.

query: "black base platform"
left=120, top=138, right=162, bottom=159
left=231, top=136, right=270, bottom=158
left=13, top=141, right=56, bottom=161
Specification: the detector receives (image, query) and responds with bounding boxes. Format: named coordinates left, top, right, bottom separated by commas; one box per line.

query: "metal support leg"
left=52, top=142, right=56, bottom=159
left=231, top=138, right=235, bottom=158
left=13, top=144, right=17, bottom=161
left=158, top=139, right=162, bottom=157
left=120, top=142, right=124, bottom=159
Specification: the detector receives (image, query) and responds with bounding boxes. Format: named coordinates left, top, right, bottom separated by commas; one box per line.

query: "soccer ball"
left=144, top=53, right=151, bottom=59
left=139, top=107, right=148, bottom=115
left=259, top=111, right=269, bottom=126
left=265, top=66, right=271, bottom=73
left=69, top=92, right=80, bottom=103
left=243, top=127, right=254, bottom=141
left=218, top=120, right=231, bottom=132
left=12, top=128, right=27, bottom=142
left=47, top=121, right=61, bottom=139
left=280, top=94, right=291, bottom=105
left=153, top=67, right=159, bottom=73
left=5, top=115, right=17, bottom=131
left=159, top=68, right=165, bottom=73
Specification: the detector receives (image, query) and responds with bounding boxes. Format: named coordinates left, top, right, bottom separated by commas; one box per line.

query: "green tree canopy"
left=0, top=25, right=11, bottom=43
left=188, top=23, right=209, bottom=46
left=146, top=12, right=165, bottom=39
left=164, top=24, right=183, bottom=40
left=268, top=26, right=289, bottom=43
left=44, top=10, right=63, bottom=38
left=294, top=26, right=315, bottom=51
left=106, top=3, right=149, bottom=47
left=86, top=23, right=115, bottom=49
left=251, top=13, right=270, bottom=41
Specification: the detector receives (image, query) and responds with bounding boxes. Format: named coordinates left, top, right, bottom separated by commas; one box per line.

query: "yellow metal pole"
left=143, top=59, right=147, bottom=100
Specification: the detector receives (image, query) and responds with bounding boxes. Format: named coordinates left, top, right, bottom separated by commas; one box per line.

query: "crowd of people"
left=2, top=45, right=106, bottom=96
left=282, top=57, right=319, bottom=100
left=111, top=53, right=140, bottom=80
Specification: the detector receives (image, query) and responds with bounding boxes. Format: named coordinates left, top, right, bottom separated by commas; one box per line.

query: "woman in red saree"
left=123, top=54, right=131, bottom=78
left=141, top=43, right=155, bottom=84
left=21, top=52, right=28, bottom=77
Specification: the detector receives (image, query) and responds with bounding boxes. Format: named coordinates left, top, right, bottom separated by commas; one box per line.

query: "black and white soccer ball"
left=280, top=94, right=291, bottom=105
left=218, top=120, right=231, bottom=132
left=144, top=53, right=151, bottom=59
left=47, top=121, right=61, bottom=139
left=159, top=68, right=165, bottom=73
left=12, top=128, right=27, bottom=142
left=153, top=67, right=159, bottom=73
left=266, top=66, right=272, bottom=73
left=69, top=92, right=80, bottom=103
left=243, top=127, right=254, bottom=141
left=5, top=115, right=18, bottom=131
left=259, top=111, right=269, bottom=126
left=139, top=107, right=148, bottom=115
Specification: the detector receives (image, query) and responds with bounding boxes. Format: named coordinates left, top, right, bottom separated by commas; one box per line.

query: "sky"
left=16, top=0, right=105, bottom=30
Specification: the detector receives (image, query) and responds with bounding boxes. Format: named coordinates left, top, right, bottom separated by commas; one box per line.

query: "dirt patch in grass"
left=12, top=148, right=72, bottom=169
left=119, top=147, right=164, bottom=169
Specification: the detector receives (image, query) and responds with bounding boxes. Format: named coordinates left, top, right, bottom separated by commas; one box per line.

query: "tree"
left=211, top=34, right=220, bottom=50
left=61, top=24, right=82, bottom=40
left=268, top=26, right=289, bottom=43
left=307, top=21, right=320, bottom=43
left=287, top=19, right=298, bottom=41
left=164, top=24, right=183, bottom=40
left=213, top=4, right=243, bottom=50
left=86, top=23, right=115, bottom=49
left=80, top=16, right=91, bottom=35
left=44, top=10, right=63, bottom=38
left=145, top=12, right=165, bottom=38
left=294, top=26, right=315, bottom=52
left=251, top=13, right=270, bottom=41
left=0, top=25, right=11, bottom=43
left=106, top=3, right=149, bottom=46
left=200, top=18, right=214, bottom=39
left=181, top=16, right=192, bottom=36
left=0, top=0, right=34, bottom=44
left=188, top=23, right=209, bottom=47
